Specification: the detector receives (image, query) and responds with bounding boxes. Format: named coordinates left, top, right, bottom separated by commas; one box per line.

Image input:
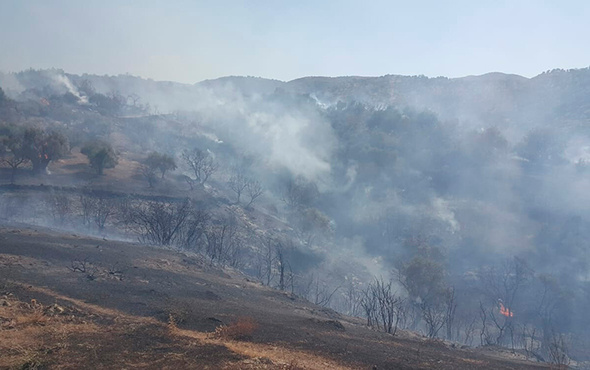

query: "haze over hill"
left=5, top=68, right=589, bottom=132
left=1, top=66, right=590, bottom=367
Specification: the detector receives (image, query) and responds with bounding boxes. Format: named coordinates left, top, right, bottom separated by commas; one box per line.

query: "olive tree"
left=81, top=141, right=118, bottom=175
left=22, top=127, right=69, bottom=174
left=0, top=124, right=29, bottom=184
left=145, top=151, right=177, bottom=179
left=397, top=244, right=452, bottom=338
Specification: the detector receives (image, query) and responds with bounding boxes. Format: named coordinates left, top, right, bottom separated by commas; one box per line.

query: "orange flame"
left=499, top=301, right=514, bottom=317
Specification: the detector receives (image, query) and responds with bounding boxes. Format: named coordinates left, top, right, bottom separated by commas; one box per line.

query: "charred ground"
left=0, top=227, right=549, bottom=369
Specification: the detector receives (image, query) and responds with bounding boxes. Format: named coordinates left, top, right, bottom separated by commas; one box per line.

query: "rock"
left=324, top=319, right=345, bottom=331
left=45, top=304, right=65, bottom=315
left=310, top=318, right=346, bottom=331
left=207, top=317, right=224, bottom=325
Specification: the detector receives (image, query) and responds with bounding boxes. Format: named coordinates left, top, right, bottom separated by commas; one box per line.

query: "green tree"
left=145, top=151, right=177, bottom=179
left=22, top=127, right=69, bottom=174
left=397, top=243, right=451, bottom=337
left=0, top=87, right=7, bottom=106
left=81, top=141, right=118, bottom=175
left=0, top=124, right=29, bottom=183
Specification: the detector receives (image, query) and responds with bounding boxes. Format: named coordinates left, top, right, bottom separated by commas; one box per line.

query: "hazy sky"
left=1, top=0, right=589, bottom=83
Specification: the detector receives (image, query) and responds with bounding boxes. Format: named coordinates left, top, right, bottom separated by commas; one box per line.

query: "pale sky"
left=1, top=0, right=589, bottom=83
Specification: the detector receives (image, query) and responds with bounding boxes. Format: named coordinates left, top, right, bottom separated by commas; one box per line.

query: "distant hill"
left=198, top=75, right=285, bottom=96
left=4, top=67, right=590, bottom=132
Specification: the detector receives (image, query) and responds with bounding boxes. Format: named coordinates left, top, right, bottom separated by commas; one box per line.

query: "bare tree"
left=444, top=286, right=458, bottom=341
left=181, top=148, right=218, bottom=185
left=477, top=257, right=531, bottom=346
left=256, top=235, right=276, bottom=286
left=360, top=284, right=378, bottom=327
left=183, top=175, right=196, bottom=190
left=49, top=193, right=72, bottom=224
left=548, top=330, right=570, bottom=367
left=93, top=195, right=116, bottom=231
left=127, top=93, right=141, bottom=107
left=227, top=166, right=264, bottom=207
left=362, top=278, right=406, bottom=336
left=520, top=324, right=542, bottom=361
left=176, top=209, right=209, bottom=251
left=70, top=257, right=99, bottom=280
left=126, top=199, right=192, bottom=245
left=228, top=168, right=248, bottom=204
left=462, top=314, right=479, bottom=346
left=421, top=298, right=447, bottom=338
left=204, top=216, right=242, bottom=266
left=1, top=152, right=28, bottom=184
left=306, top=273, right=341, bottom=308
left=533, top=274, right=569, bottom=357
left=479, top=300, right=493, bottom=346
left=79, top=191, right=116, bottom=231
left=275, top=240, right=296, bottom=291
left=245, top=179, right=263, bottom=207
left=342, top=276, right=364, bottom=317
left=79, top=192, right=96, bottom=226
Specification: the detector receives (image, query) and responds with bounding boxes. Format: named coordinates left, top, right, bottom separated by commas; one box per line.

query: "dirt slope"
left=0, top=227, right=548, bottom=369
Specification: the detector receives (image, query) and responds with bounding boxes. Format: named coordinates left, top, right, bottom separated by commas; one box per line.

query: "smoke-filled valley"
left=1, top=67, right=590, bottom=368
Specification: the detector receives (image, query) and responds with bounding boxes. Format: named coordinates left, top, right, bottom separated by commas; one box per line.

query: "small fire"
left=498, top=300, right=514, bottom=317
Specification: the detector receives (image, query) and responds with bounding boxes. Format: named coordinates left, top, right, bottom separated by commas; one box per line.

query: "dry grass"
left=0, top=296, right=54, bottom=368
left=461, top=358, right=488, bottom=365
left=15, top=309, right=49, bottom=327
left=174, top=327, right=353, bottom=370
left=1, top=284, right=352, bottom=369
left=167, top=313, right=179, bottom=333
left=211, top=317, right=258, bottom=341
left=0, top=286, right=141, bottom=369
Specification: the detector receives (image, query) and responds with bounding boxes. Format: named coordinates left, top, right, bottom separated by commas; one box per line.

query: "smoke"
left=3, top=68, right=590, bottom=357
left=53, top=74, right=88, bottom=104
left=244, top=111, right=333, bottom=181
left=175, top=83, right=337, bottom=183
left=431, top=197, right=459, bottom=234
left=0, top=71, right=25, bottom=95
